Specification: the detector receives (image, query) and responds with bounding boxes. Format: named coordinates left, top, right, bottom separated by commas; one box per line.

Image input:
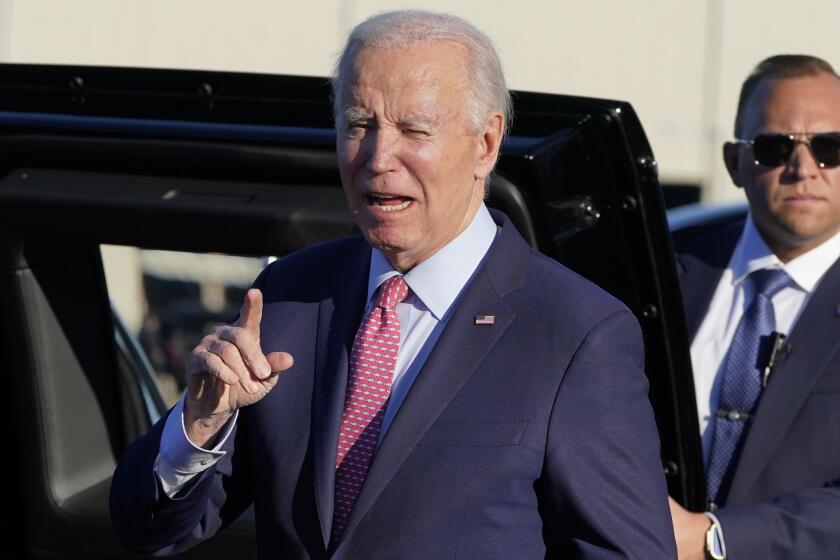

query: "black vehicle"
left=0, top=64, right=701, bottom=558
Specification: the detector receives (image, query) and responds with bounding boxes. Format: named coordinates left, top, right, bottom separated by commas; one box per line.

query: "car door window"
left=102, top=244, right=268, bottom=410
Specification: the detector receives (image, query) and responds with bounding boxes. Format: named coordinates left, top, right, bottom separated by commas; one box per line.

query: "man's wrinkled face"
left=726, top=73, right=840, bottom=260
left=336, top=42, right=501, bottom=272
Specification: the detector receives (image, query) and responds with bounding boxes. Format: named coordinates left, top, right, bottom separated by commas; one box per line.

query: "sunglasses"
left=733, top=132, right=840, bottom=168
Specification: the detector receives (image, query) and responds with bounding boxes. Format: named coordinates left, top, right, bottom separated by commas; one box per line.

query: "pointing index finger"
left=237, top=288, right=263, bottom=336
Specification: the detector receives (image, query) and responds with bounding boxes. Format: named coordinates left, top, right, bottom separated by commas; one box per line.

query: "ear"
left=723, top=141, right=745, bottom=188
left=474, top=112, right=505, bottom=181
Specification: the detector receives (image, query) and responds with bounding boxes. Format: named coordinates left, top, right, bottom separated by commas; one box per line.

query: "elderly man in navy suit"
left=670, top=55, right=840, bottom=560
left=110, top=10, right=675, bottom=559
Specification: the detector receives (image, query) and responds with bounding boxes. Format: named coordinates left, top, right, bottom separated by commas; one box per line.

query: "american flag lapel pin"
left=474, top=314, right=495, bottom=326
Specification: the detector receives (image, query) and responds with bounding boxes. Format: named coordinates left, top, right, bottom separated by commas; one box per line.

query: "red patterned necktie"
left=331, top=275, right=409, bottom=542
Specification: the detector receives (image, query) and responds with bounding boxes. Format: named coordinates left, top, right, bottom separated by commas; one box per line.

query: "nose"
left=365, top=128, right=399, bottom=175
left=786, top=141, right=819, bottom=180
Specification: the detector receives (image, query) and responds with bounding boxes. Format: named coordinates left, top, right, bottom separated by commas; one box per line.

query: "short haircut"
left=734, top=54, right=839, bottom=136
left=331, top=10, right=512, bottom=137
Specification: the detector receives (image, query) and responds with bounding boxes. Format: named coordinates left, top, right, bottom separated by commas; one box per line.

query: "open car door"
left=0, top=64, right=702, bottom=559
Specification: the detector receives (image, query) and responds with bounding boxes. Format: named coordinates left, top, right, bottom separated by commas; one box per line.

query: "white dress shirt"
left=690, top=213, right=840, bottom=466
left=155, top=204, right=498, bottom=495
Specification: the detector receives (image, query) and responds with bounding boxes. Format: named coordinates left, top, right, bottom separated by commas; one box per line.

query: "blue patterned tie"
left=706, top=268, right=791, bottom=504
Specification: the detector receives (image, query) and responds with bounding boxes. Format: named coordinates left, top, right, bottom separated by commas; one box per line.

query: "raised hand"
left=184, top=288, right=293, bottom=447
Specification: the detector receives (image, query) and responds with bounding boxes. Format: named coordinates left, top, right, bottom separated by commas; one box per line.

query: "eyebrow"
left=340, top=108, right=438, bottom=130
left=342, top=107, right=372, bottom=123
left=400, top=115, right=434, bottom=129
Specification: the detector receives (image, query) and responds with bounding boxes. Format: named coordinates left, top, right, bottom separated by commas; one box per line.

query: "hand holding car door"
left=185, top=288, right=293, bottom=447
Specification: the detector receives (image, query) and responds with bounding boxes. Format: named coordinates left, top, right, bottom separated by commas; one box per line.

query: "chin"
left=775, top=218, right=836, bottom=247
left=363, top=228, right=411, bottom=254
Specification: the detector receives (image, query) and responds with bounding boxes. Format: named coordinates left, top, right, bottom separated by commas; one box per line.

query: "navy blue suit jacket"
left=111, top=212, right=676, bottom=559
left=675, top=220, right=840, bottom=559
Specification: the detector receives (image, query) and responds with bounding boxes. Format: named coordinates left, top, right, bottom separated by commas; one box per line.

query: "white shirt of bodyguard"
left=155, top=203, right=499, bottom=496
left=691, top=213, right=840, bottom=464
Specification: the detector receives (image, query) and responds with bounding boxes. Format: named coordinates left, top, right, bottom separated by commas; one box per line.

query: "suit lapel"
left=675, top=221, right=742, bottom=339
left=335, top=213, right=528, bottom=545
left=311, top=242, right=370, bottom=548
left=727, top=255, right=840, bottom=502
left=679, top=256, right=725, bottom=340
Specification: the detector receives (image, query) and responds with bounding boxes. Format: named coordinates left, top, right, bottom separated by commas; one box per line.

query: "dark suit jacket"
left=110, top=211, right=676, bottom=559
left=674, top=220, right=840, bottom=559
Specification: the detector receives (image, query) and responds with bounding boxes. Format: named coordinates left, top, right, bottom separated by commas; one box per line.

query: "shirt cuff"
left=704, top=511, right=727, bottom=559
left=153, top=396, right=239, bottom=497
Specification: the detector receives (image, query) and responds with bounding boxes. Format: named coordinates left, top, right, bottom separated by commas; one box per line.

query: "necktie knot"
left=374, top=275, right=410, bottom=310
left=749, top=268, right=791, bottom=299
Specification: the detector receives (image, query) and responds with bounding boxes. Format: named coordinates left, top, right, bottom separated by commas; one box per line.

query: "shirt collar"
left=730, top=213, right=840, bottom=293
left=367, top=203, right=498, bottom=319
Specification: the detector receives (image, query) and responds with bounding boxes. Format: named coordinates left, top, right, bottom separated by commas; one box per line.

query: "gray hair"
left=332, top=10, right=512, bottom=137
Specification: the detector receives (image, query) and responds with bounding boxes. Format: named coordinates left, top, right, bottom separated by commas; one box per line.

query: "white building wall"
left=2, top=0, right=840, bottom=202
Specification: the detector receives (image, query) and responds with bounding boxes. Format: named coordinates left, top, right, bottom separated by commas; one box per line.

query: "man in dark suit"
left=669, top=55, right=840, bottom=559
left=110, top=10, right=675, bottom=559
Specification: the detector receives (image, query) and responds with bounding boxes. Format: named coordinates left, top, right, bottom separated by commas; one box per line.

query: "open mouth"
left=367, top=193, right=412, bottom=212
